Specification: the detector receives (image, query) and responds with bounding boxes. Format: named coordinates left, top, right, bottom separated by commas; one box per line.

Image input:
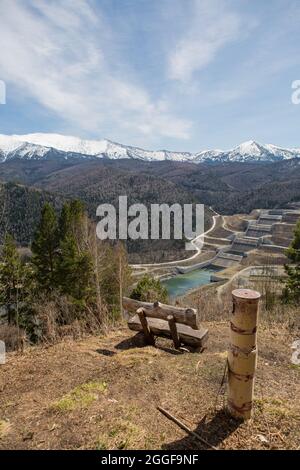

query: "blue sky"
left=0, top=0, right=299, bottom=151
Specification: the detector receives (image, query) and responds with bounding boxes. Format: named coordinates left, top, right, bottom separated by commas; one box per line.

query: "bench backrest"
left=122, top=297, right=199, bottom=330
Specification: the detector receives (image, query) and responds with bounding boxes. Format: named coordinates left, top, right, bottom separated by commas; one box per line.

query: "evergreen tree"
left=283, top=220, right=300, bottom=303
left=58, top=202, right=72, bottom=240
left=31, top=203, right=59, bottom=291
left=57, top=201, right=95, bottom=305
left=59, top=200, right=86, bottom=241
left=58, top=234, right=95, bottom=304
left=0, top=234, right=30, bottom=324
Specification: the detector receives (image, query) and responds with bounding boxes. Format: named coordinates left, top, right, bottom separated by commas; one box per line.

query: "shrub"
left=130, top=275, right=168, bottom=303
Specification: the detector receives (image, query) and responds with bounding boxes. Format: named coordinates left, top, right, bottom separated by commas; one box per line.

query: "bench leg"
left=167, top=315, right=181, bottom=349
left=137, top=308, right=155, bottom=346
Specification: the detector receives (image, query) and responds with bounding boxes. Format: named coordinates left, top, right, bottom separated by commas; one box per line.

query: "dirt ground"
left=0, top=322, right=299, bottom=450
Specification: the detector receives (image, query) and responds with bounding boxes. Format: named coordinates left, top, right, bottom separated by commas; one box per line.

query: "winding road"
left=130, top=208, right=221, bottom=269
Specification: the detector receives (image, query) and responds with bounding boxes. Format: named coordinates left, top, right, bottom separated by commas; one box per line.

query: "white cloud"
left=0, top=0, right=191, bottom=141
left=168, top=0, right=243, bottom=82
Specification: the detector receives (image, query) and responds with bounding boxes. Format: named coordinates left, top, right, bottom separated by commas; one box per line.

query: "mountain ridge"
left=0, top=133, right=299, bottom=164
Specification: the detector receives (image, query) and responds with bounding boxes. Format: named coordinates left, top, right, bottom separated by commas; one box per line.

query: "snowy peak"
left=233, top=140, right=263, bottom=156
left=227, top=140, right=273, bottom=161
left=195, top=140, right=300, bottom=163
left=0, top=133, right=299, bottom=164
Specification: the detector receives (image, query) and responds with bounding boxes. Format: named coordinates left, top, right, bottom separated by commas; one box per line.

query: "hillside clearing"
left=0, top=323, right=299, bottom=450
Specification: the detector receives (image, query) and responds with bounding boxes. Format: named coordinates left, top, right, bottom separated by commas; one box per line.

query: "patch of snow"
left=0, top=135, right=24, bottom=154
left=11, top=133, right=108, bottom=156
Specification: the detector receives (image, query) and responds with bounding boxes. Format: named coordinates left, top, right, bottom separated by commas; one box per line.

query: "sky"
left=0, top=0, right=299, bottom=152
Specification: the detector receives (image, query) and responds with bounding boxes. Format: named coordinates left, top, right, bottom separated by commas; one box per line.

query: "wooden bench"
left=122, top=297, right=208, bottom=350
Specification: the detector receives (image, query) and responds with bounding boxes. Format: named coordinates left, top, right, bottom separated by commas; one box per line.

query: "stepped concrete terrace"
left=270, top=222, right=296, bottom=247
left=175, top=208, right=299, bottom=276
left=282, top=211, right=300, bottom=224
left=254, top=208, right=300, bottom=253
left=210, top=251, right=243, bottom=269
left=226, top=236, right=259, bottom=256
left=246, top=222, right=271, bottom=239
left=258, top=213, right=282, bottom=225
left=175, top=250, right=242, bottom=274
left=267, top=208, right=300, bottom=224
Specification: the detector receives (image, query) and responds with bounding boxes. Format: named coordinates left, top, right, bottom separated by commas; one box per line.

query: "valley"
left=0, top=150, right=299, bottom=263
left=0, top=133, right=299, bottom=346
left=0, top=136, right=299, bottom=453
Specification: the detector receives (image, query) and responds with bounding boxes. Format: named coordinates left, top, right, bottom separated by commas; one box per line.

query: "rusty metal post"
left=227, top=289, right=261, bottom=420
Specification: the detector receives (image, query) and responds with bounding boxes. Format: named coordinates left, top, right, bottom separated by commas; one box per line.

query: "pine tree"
left=57, top=234, right=95, bottom=304
left=31, top=203, right=59, bottom=291
left=0, top=234, right=30, bottom=324
left=59, top=200, right=86, bottom=241
left=58, top=202, right=72, bottom=240
left=283, top=220, right=300, bottom=303
left=57, top=201, right=95, bottom=305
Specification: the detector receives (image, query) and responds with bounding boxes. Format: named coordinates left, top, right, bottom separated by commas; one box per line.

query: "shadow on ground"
left=95, top=348, right=116, bottom=357
left=162, top=409, right=241, bottom=450
left=115, top=332, right=184, bottom=355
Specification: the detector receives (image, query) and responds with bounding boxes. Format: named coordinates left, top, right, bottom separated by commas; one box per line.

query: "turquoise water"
left=162, top=268, right=220, bottom=298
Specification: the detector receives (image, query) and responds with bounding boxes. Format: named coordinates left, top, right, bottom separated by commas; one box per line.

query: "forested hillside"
left=0, top=182, right=66, bottom=245
left=0, top=157, right=299, bottom=257
left=0, top=174, right=212, bottom=263
left=1, top=157, right=299, bottom=216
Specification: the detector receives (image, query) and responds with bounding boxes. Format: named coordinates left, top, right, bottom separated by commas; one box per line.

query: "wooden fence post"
left=227, top=288, right=261, bottom=420
left=167, top=315, right=181, bottom=349
left=137, top=308, right=155, bottom=346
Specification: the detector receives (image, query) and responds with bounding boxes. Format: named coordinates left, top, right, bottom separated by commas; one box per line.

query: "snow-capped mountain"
left=0, top=134, right=299, bottom=164
left=193, top=148, right=224, bottom=162
left=0, top=133, right=192, bottom=163
left=216, top=140, right=300, bottom=162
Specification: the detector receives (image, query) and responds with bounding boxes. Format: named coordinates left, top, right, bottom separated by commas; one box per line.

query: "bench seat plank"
left=128, top=314, right=208, bottom=348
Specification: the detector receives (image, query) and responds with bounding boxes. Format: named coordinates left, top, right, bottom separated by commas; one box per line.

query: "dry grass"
left=0, top=322, right=299, bottom=450
left=96, top=417, right=147, bottom=450
left=0, top=420, right=11, bottom=439
left=0, top=324, right=26, bottom=352
left=113, top=347, right=161, bottom=366
left=223, top=215, right=248, bottom=232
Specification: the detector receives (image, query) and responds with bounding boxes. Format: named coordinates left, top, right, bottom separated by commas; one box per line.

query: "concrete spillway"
left=210, top=252, right=243, bottom=268
left=229, top=237, right=259, bottom=255
left=174, top=208, right=299, bottom=278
